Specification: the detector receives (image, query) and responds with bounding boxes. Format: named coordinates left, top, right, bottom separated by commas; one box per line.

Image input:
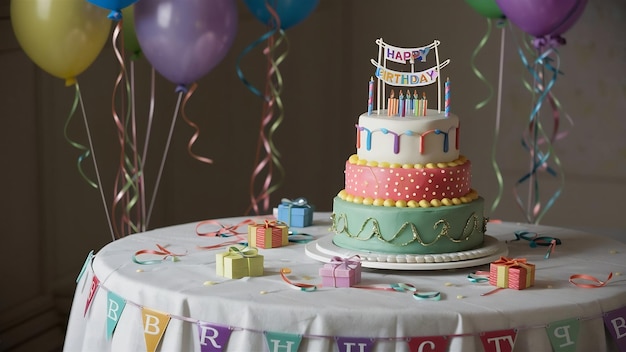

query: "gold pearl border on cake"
left=337, top=189, right=479, bottom=208
left=348, top=154, right=468, bottom=169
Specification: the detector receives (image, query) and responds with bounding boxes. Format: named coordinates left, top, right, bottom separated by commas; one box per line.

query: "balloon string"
left=470, top=17, right=494, bottom=110
left=146, top=90, right=184, bottom=228
left=139, top=66, right=157, bottom=232
left=245, top=3, right=288, bottom=215
left=75, top=82, right=116, bottom=242
left=179, top=83, right=213, bottom=164
left=489, top=23, right=506, bottom=216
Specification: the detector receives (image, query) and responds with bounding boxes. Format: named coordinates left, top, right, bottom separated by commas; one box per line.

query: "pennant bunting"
left=479, top=329, right=517, bottom=352
left=84, top=275, right=100, bottom=317
left=546, top=318, right=580, bottom=352
left=142, top=308, right=171, bottom=352
left=106, top=291, right=127, bottom=340
left=197, top=322, right=233, bottom=352
left=76, top=250, right=94, bottom=284
left=407, top=335, right=449, bottom=352
left=603, top=306, right=626, bottom=351
left=335, top=337, right=375, bottom=352
left=264, top=331, right=302, bottom=352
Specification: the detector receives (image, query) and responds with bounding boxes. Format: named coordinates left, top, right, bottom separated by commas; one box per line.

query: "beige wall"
left=1, top=0, right=624, bottom=349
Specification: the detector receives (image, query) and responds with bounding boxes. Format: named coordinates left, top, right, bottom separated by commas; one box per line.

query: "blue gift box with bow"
left=277, top=197, right=315, bottom=227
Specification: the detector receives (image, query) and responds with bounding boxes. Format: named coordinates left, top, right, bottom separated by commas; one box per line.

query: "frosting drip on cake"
left=356, top=110, right=459, bottom=165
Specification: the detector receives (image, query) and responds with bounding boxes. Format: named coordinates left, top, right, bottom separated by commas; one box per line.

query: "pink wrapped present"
left=319, top=256, right=362, bottom=288
left=488, top=256, right=535, bottom=290
left=248, top=220, right=288, bottom=249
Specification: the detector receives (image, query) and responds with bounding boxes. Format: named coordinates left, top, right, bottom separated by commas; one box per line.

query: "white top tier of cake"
left=356, top=109, right=460, bottom=165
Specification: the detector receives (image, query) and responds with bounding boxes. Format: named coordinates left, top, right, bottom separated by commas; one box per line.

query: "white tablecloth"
left=64, top=213, right=626, bottom=352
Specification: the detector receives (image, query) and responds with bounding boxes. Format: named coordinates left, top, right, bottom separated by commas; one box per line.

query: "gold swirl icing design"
left=331, top=212, right=482, bottom=247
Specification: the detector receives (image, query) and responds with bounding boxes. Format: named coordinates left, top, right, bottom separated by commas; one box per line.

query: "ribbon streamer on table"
left=195, top=219, right=256, bottom=250
left=352, top=282, right=441, bottom=301
left=132, top=244, right=188, bottom=265
left=110, top=21, right=142, bottom=239
left=510, top=230, right=562, bottom=258
left=280, top=268, right=317, bottom=292
left=511, top=25, right=567, bottom=224
left=569, top=273, right=613, bottom=289
left=236, top=3, right=288, bottom=215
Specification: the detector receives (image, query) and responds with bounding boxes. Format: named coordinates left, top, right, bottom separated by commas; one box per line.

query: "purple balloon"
left=134, top=0, right=238, bottom=88
left=495, top=0, right=587, bottom=38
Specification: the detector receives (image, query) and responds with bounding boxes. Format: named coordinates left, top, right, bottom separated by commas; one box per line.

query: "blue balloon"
left=88, top=0, right=137, bottom=20
left=243, top=0, right=319, bottom=30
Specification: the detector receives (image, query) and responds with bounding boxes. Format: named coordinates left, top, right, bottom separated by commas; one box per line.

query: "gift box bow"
left=226, top=246, right=259, bottom=258
left=258, top=219, right=288, bottom=229
left=492, top=256, right=528, bottom=267
left=329, top=255, right=361, bottom=270
left=281, top=197, right=311, bottom=209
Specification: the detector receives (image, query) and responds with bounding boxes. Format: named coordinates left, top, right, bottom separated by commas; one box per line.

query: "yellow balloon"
left=11, top=0, right=111, bottom=86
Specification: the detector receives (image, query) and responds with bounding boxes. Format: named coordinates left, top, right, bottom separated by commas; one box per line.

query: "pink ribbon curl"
left=569, top=273, right=613, bottom=288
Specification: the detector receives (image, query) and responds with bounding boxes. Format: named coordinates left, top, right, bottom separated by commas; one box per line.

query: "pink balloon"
left=134, top=0, right=238, bottom=88
left=495, top=0, right=587, bottom=38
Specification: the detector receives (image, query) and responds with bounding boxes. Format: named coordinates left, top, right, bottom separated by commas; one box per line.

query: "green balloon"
left=122, top=6, right=141, bottom=60
left=465, top=0, right=505, bottom=19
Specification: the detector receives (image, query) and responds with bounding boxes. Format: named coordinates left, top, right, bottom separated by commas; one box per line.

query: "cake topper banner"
left=375, top=38, right=437, bottom=64
left=372, top=38, right=450, bottom=113
left=372, top=59, right=451, bottom=87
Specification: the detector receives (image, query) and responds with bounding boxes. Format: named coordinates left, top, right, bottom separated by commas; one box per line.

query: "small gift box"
left=488, top=256, right=535, bottom=290
left=277, top=197, right=315, bottom=227
left=216, top=246, right=264, bottom=279
left=248, top=220, right=289, bottom=249
left=319, top=256, right=362, bottom=288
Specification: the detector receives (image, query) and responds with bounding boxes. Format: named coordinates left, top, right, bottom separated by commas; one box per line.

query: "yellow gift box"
left=488, top=256, right=535, bottom=289
left=216, top=246, right=264, bottom=279
left=248, top=220, right=289, bottom=249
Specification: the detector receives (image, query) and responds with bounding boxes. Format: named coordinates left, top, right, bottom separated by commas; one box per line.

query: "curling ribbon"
left=64, top=85, right=97, bottom=189
left=133, top=244, right=187, bottom=265
left=569, top=272, right=613, bottom=288
left=511, top=25, right=565, bottom=224
left=179, top=82, right=213, bottom=164
left=470, top=17, right=494, bottom=111
left=195, top=219, right=255, bottom=250
left=196, top=219, right=256, bottom=237
left=66, top=81, right=116, bottom=241
left=110, top=20, right=141, bottom=238
left=280, top=268, right=317, bottom=292
left=352, top=282, right=441, bottom=301
left=237, top=3, right=288, bottom=215
left=489, top=20, right=507, bottom=215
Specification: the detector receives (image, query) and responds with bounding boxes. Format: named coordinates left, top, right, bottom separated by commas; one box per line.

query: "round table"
left=63, top=213, right=626, bottom=351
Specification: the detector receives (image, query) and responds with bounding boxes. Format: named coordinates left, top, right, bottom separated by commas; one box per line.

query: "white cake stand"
left=305, top=234, right=508, bottom=270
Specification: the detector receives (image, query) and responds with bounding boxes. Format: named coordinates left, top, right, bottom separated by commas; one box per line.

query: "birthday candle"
left=445, top=77, right=450, bottom=117
left=399, top=90, right=405, bottom=117
left=388, top=89, right=395, bottom=116
left=368, top=77, right=374, bottom=115
left=422, top=92, right=427, bottom=116
left=413, top=90, right=418, bottom=116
